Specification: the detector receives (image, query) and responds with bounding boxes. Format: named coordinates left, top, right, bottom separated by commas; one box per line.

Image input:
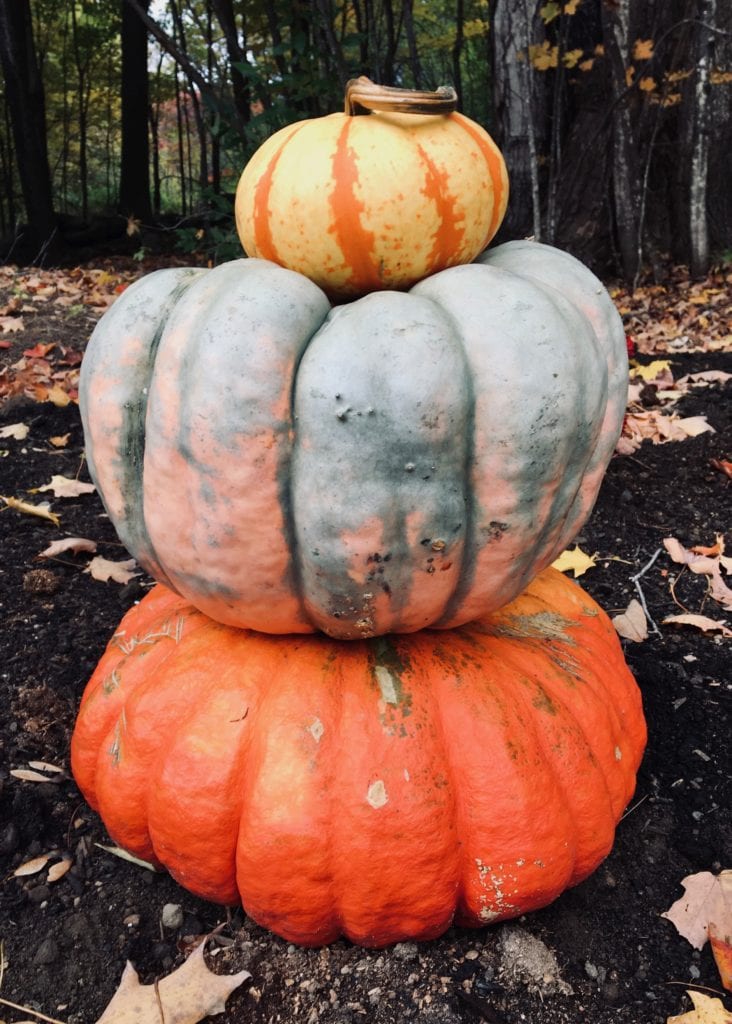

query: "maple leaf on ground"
left=711, top=458, right=732, bottom=481
left=86, top=556, right=139, bottom=584
left=611, top=599, right=648, bottom=641
left=35, top=474, right=96, bottom=498
left=95, top=938, right=250, bottom=1024
left=667, top=990, right=732, bottom=1024
left=662, top=871, right=732, bottom=950
left=664, top=536, right=732, bottom=612
left=0, top=314, right=24, bottom=334
left=551, top=545, right=597, bottom=577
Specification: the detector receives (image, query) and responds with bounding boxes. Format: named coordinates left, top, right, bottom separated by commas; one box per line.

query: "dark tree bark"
left=403, top=0, right=423, bottom=88
left=0, top=0, right=57, bottom=257
left=452, top=0, right=465, bottom=111
left=600, top=0, right=641, bottom=283
left=119, top=0, right=152, bottom=220
left=491, top=0, right=543, bottom=239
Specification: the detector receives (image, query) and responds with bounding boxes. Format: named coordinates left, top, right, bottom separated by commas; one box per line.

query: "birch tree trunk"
left=491, top=0, right=542, bottom=240
left=600, top=0, right=640, bottom=283
left=689, top=0, right=716, bottom=278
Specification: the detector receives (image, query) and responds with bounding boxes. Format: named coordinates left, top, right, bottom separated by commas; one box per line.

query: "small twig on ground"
left=154, top=976, right=166, bottom=1024
left=665, top=980, right=731, bottom=998
left=631, top=548, right=663, bottom=635
left=669, top=566, right=689, bottom=612
left=0, top=996, right=66, bottom=1024
left=620, top=792, right=650, bottom=821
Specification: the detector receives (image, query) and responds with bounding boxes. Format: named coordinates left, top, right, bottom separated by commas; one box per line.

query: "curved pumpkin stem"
left=344, top=76, right=458, bottom=117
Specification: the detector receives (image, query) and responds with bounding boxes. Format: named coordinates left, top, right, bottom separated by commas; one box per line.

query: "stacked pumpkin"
left=71, top=78, right=646, bottom=947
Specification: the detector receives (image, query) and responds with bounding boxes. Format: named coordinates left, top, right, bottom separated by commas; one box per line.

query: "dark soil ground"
left=0, top=255, right=730, bottom=1024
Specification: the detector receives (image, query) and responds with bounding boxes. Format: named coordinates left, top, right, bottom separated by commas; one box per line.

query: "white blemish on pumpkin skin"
left=367, top=780, right=388, bottom=809
left=615, top=746, right=622, bottom=760
left=308, top=718, right=324, bottom=743
left=375, top=665, right=399, bottom=705
left=403, top=769, right=410, bottom=782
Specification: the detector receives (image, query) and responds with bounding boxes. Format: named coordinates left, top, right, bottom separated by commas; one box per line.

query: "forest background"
left=0, top=0, right=730, bottom=285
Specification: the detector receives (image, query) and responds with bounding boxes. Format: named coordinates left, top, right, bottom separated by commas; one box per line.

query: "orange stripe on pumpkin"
left=329, top=120, right=382, bottom=291
left=416, top=144, right=466, bottom=270
left=452, top=113, right=507, bottom=249
left=252, top=125, right=306, bottom=263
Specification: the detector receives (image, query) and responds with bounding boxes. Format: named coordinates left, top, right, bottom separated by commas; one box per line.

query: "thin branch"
left=630, top=548, right=663, bottom=635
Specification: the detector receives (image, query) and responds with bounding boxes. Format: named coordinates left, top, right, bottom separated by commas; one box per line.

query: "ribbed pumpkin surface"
left=71, top=568, right=646, bottom=948
left=79, top=241, right=628, bottom=639
left=235, top=109, right=508, bottom=297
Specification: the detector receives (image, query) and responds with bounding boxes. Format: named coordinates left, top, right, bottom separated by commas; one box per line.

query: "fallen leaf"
left=13, top=854, right=51, bottom=877
left=663, top=614, right=732, bottom=637
left=49, top=433, right=70, bottom=447
left=0, top=314, right=24, bottom=333
left=666, top=990, right=732, bottom=1024
left=551, top=545, right=597, bottom=577
left=36, top=474, right=96, bottom=498
left=676, top=416, right=716, bottom=438
left=45, top=383, right=72, bottom=407
left=86, top=556, right=139, bottom=584
left=0, top=422, right=29, bottom=440
left=711, top=459, right=732, bottom=481
left=23, top=342, right=56, bottom=358
left=633, top=38, right=654, bottom=60
left=27, top=760, right=64, bottom=773
left=38, top=536, right=97, bottom=558
left=630, top=359, right=672, bottom=381
left=95, top=844, right=160, bottom=871
left=1, top=495, right=60, bottom=526
left=612, top=599, right=648, bottom=641
left=47, top=857, right=73, bottom=883
left=95, top=938, right=250, bottom=1024
left=662, top=871, right=732, bottom=950
left=9, top=768, right=59, bottom=783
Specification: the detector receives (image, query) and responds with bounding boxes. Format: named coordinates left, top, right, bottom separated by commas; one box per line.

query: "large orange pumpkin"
left=235, top=78, right=509, bottom=297
left=79, top=241, right=628, bottom=639
left=71, top=568, right=645, bottom=948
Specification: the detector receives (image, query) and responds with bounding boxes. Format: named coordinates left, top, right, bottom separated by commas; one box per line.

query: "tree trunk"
left=689, top=0, right=716, bottom=278
left=119, top=0, right=152, bottom=221
left=600, top=0, right=640, bottom=283
left=0, top=0, right=57, bottom=258
left=452, top=0, right=465, bottom=110
left=403, top=0, right=423, bottom=88
left=491, top=0, right=543, bottom=239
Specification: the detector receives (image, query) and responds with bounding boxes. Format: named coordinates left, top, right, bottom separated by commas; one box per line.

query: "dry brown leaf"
left=612, top=599, right=648, bottom=642
left=1, top=495, right=60, bottom=526
left=663, top=613, right=732, bottom=637
left=9, top=768, right=58, bottom=783
left=47, top=857, right=73, bottom=883
left=551, top=545, right=597, bottom=577
left=95, top=938, right=250, bottom=1024
left=27, top=760, right=64, bottom=773
left=36, top=474, right=96, bottom=498
left=38, top=536, right=97, bottom=558
left=96, top=844, right=159, bottom=871
left=0, top=422, right=29, bottom=440
left=711, top=459, right=732, bottom=481
left=667, top=990, right=732, bottom=1024
left=662, top=871, right=732, bottom=951
left=0, top=314, right=25, bottom=334
left=677, top=416, right=717, bottom=438
left=13, top=854, right=51, bottom=877
left=86, top=556, right=139, bottom=585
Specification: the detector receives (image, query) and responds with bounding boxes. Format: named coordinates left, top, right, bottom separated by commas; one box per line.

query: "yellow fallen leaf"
left=49, top=433, right=70, bottom=447
left=1, top=495, right=60, bottom=526
left=666, top=990, right=732, bottom=1024
left=551, top=545, right=597, bottom=578
left=95, top=938, right=250, bottom=1024
left=46, top=384, right=72, bottom=407
left=630, top=359, right=672, bottom=380
left=640, top=76, right=657, bottom=92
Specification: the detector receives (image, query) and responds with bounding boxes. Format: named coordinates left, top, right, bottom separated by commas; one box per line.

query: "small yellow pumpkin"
left=235, top=78, right=509, bottom=298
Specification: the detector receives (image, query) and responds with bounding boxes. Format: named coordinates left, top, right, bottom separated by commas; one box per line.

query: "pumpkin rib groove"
left=483, top=635, right=619, bottom=883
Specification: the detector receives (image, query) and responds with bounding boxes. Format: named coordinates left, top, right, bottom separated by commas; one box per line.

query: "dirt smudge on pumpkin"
left=480, top=611, right=576, bottom=646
